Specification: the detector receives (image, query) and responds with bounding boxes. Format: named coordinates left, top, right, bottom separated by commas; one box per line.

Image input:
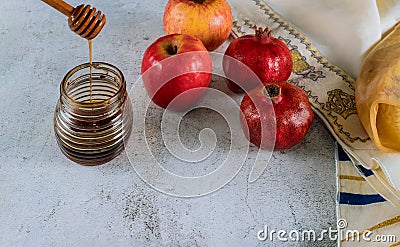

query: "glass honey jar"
left=54, top=62, right=133, bottom=165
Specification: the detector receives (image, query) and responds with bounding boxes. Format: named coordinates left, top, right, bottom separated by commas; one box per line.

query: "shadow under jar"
left=54, top=62, right=133, bottom=165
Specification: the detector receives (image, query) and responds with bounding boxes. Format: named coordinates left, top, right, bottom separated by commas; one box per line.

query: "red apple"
left=163, top=0, right=233, bottom=51
left=141, top=34, right=212, bottom=111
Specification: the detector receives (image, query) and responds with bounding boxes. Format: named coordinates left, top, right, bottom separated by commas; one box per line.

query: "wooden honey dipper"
left=42, top=0, right=106, bottom=40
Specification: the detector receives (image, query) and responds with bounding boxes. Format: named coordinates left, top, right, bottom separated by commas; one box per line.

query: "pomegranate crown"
left=254, top=25, right=272, bottom=38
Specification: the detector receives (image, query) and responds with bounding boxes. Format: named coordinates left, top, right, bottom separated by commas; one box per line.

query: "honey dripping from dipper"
left=88, top=39, right=93, bottom=102
left=40, top=1, right=106, bottom=102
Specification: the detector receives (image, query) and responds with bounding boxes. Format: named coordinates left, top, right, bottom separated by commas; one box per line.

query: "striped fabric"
left=337, top=144, right=400, bottom=246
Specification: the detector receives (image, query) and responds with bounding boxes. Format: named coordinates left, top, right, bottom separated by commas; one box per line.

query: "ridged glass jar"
left=54, top=62, right=133, bottom=165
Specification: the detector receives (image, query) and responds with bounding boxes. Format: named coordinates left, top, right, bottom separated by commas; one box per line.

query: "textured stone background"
left=0, top=0, right=336, bottom=246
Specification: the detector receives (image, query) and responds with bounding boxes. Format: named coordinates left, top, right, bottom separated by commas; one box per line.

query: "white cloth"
left=263, top=0, right=400, bottom=206
left=337, top=144, right=400, bottom=246
left=264, top=0, right=400, bottom=78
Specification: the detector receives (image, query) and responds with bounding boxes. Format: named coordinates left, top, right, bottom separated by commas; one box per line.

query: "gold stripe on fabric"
left=342, top=216, right=400, bottom=242
left=339, top=175, right=365, bottom=181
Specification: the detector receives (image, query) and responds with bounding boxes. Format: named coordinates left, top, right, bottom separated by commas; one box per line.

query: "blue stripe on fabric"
left=356, top=165, right=374, bottom=177
left=337, top=145, right=351, bottom=161
left=337, top=145, right=374, bottom=177
left=339, top=192, right=386, bottom=205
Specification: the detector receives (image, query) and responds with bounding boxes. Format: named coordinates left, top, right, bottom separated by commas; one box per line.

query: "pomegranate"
left=223, top=26, right=293, bottom=93
left=240, top=81, right=314, bottom=150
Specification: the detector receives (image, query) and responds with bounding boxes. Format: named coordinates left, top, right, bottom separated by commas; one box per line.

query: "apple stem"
left=264, top=84, right=282, bottom=104
left=166, top=44, right=178, bottom=55
left=190, top=0, right=205, bottom=4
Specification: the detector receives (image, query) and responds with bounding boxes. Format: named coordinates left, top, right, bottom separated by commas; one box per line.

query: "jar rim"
left=60, top=62, right=126, bottom=107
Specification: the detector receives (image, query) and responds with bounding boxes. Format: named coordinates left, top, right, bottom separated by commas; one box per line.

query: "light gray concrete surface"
left=0, top=0, right=337, bottom=246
